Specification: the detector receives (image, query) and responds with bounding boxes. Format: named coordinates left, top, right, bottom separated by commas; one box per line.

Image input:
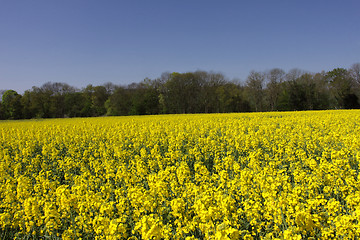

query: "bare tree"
left=350, top=63, right=360, bottom=85
left=285, top=68, right=305, bottom=82
left=245, top=70, right=265, bottom=112
left=265, top=68, right=285, bottom=111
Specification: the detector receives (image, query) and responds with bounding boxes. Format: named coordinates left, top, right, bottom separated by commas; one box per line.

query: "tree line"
left=1, top=63, right=360, bottom=120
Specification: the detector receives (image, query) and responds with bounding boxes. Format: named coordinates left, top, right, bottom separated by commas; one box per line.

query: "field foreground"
left=1, top=110, right=360, bottom=239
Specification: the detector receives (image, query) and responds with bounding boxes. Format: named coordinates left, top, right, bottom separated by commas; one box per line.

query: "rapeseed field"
left=0, top=110, right=359, bottom=239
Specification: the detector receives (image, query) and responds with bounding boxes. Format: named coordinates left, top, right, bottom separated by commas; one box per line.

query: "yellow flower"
left=0, top=110, right=360, bottom=238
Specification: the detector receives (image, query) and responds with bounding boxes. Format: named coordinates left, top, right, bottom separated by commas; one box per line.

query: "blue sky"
left=1, top=0, right=359, bottom=93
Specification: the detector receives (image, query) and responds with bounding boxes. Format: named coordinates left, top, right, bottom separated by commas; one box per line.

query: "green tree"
left=0, top=99, right=3, bottom=120
left=134, top=79, right=160, bottom=115
left=1, top=90, right=23, bottom=119
left=285, top=80, right=308, bottom=110
left=25, top=86, right=50, bottom=118
left=162, top=72, right=204, bottom=114
left=105, top=86, right=132, bottom=116
left=216, top=82, right=250, bottom=113
left=196, top=71, right=227, bottom=113
left=49, top=82, right=76, bottom=117
left=278, top=72, right=331, bottom=111
left=21, top=90, right=36, bottom=119
left=64, top=92, right=88, bottom=117
left=326, top=68, right=356, bottom=108
left=81, top=84, right=111, bottom=116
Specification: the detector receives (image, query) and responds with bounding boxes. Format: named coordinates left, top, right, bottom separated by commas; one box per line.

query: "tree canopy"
left=1, top=64, right=360, bottom=120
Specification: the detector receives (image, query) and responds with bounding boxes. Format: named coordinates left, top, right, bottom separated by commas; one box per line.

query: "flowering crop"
left=0, top=110, right=360, bottom=239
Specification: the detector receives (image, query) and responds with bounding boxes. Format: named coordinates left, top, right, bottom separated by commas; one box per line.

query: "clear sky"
left=1, top=0, right=359, bottom=93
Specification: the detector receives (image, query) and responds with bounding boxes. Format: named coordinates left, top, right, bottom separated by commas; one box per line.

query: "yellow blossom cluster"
left=0, top=110, right=360, bottom=239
